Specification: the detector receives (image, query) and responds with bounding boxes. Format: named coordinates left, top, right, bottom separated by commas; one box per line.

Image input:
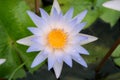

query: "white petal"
left=63, top=55, right=72, bottom=67
left=74, top=10, right=87, bottom=23
left=63, top=44, right=73, bottom=53
left=54, top=50, right=63, bottom=63
left=72, top=53, right=87, bottom=67
left=64, top=45, right=87, bottom=67
left=48, top=53, right=56, bottom=70
left=31, top=51, right=47, bottom=68
left=44, top=46, right=53, bottom=54
left=48, top=8, right=60, bottom=29
left=39, top=8, right=49, bottom=21
left=49, top=12, right=64, bottom=29
left=103, top=0, right=120, bottom=11
left=64, top=7, right=74, bottom=20
left=53, top=61, right=63, bottom=78
left=75, top=45, right=89, bottom=55
left=27, top=44, right=44, bottom=52
left=27, top=11, right=46, bottom=28
left=50, top=0, right=61, bottom=15
left=16, top=36, right=34, bottom=46
left=72, top=22, right=86, bottom=35
left=28, top=27, right=42, bottom=36
left=68, top=34, right=88, bottom=44
left=68, top=18, right=78, bottom=28
left=79, top=33, right=98, bottom=45
left=64, top=44, right=89, bottom=55
left=31, top=36, right=47, bottom=46
left=0, top=59, right=6, bottom=65
left=65, top=18, right=78, bottom=33
left=51, top=8, right=59, bottom=20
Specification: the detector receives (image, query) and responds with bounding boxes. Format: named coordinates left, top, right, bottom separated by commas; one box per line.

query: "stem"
left=8, top=62, right=25, bottom=80
left=35, top=0, right=40, bottom=15
left=14, top=45, right=28, bottom=72
left=95, top=37, right=120, bottom=73
left=0, top=78, right=6, bottom=80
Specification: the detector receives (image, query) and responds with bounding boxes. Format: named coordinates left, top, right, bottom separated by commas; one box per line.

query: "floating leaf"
left=0, top=0, right=43, bottom=79
left=97, top=0, right=120, bottom=27
left=112, top=44, right=120, bottom=57
left=100, top=9, right=120, bottom=27
left=112, top=44, right=120, bottom=66
left=44, top=0, right=120, bottom=28
left=114, top=58, right=120, bottom=67
left=58, top=0, right=99, bottom=29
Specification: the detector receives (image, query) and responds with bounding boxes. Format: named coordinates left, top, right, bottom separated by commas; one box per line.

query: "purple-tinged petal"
left=63, top=55, right=72, bottom=67
left=27, top=11, right=46, bottom=28
left=79, top=33, right=98, bottom=45
left=0, top=59, right=6, bottom=65
left=64, top=7, right=74, bottom=20
left=54, top=50, right=63, bottom=63
left=72, top=53, right=87, bottom=67
left=51, top=0, right=61, bottom=15
left=48, top=53, right=56, bottom=70
left=74, top=10, right=87, bottom=23
left=75, top=45, right=89, bottom=55
left=72, top=22, right=86, bottom=35
left=39, top=8, right=49, bottom=21
left=53, top=61, right=63, bottom=78
left=16, top=36, right=34, bottom=46
left=31, top=51, right=47, bottom=68
left=27, top=44, right=44, bottom=52
left=68, top=34, right=88, bottom=44
left=66, top=18, right=78, bottom=33
left=28, top=27, right=42, bottom=36
left=31, top=36, right=47, bottom=46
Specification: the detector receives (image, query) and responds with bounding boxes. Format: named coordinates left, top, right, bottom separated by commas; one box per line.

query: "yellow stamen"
left=48, top=29, right=67, bottom=48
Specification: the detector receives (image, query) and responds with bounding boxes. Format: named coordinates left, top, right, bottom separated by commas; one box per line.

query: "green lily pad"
left=0, top=0, right=119, bottom=79
left=114, top=58, right=120, bottom=67
left=0, top=0, right=43, bottom=79
left=44, top=0, right=120, bottom=28
left=112, top=44, right=120, bottom=57
left=58, top=0, right=99, bottom=29
left=112, top=44, right=120, bottom=66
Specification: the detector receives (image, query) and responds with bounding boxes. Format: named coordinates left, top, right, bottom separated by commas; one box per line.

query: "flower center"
left=48, top=29, right=67, bottom=48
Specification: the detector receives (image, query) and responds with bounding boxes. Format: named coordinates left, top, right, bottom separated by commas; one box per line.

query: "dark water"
left=16, top=18, right=120, bottom=80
